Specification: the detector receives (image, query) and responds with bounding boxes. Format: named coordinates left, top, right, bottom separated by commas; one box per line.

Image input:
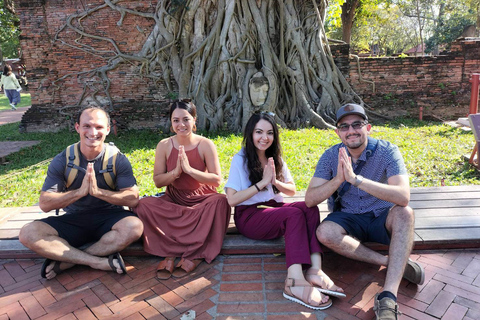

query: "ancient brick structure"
left=17, top=0, right=170, bottom=132
left=344, top=39, right=480, bottom=121
left=16, top=1, right=480, bottom=132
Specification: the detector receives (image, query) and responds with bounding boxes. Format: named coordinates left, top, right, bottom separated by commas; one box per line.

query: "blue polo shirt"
left=313, top=138, right=408, bottom=216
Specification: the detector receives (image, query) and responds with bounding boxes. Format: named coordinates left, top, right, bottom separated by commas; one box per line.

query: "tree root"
left=45, top=0, right=363, bottom=131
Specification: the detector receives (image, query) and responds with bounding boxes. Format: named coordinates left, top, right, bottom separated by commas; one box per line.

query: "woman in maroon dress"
left=134, top=99, right=230, bottom=279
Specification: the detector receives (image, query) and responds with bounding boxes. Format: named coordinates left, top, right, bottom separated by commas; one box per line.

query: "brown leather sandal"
left=171, top=258, right=203, bottom=278
left=283, top=278, right=332, bottom=310
left=305, top=268, right=346, bottom=298
left=156, top=257, right=175, bottom=280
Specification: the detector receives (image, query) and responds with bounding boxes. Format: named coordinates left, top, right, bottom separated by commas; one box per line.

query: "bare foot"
left=44, top=260, right=75, bottom=280
left=93, top=253, right=127, bottom=274
left=107, top=256, right=124, bottom=274
left=305, top=268, right=345, bottom=297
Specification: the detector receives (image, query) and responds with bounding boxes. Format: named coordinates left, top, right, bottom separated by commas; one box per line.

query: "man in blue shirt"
left=306, top=104, right=424, bottom=320
left=19, top=107, right=143, bottom=280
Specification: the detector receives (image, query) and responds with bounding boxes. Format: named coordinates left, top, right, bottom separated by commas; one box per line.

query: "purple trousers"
left=235, top=200, right=322, bottom=268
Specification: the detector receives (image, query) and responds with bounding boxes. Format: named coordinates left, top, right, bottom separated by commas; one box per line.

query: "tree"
left=341, top=0, right=360, bottom=43
left=0, top=0, right=20, bottom=60
left=326, top=0, right=383, bottom=44
left=48, top=0, right=363, bottom=132
left=352, top=5, right=418, bottom=55
left=395, top=0, right=438, bottom=55
left=395, top=0, right=477, bottom=54
left=394, top=0, right=477, bottom=55
left=474, top=0, right=480, bottom=34
left=425, top=13, right=475, bottom=53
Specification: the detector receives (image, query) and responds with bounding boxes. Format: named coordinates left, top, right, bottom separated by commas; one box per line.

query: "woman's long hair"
left=243, top=113, right=284, bottom=193
left=3, top=65, right=12, bottom=76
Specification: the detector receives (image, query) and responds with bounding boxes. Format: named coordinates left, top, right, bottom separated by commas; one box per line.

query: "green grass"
left=0, top=118, right=479, bottom=207
left=0, top=92, right=31, bottom=110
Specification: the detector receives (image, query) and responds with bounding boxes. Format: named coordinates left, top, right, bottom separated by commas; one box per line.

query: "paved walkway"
left=0, top=106, right=29, bottom=126
left=0, top=106, right=40, bottom=164
left=1, top=249, right=480, bottom=319
left=1, top=109, right=480, bottom=318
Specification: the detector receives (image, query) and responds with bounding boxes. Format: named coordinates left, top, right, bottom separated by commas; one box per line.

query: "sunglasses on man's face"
left=337, top=121, right=368, bottom=132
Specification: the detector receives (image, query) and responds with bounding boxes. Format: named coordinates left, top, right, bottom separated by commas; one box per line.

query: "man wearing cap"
left=305, top=103, right=424, bottom=320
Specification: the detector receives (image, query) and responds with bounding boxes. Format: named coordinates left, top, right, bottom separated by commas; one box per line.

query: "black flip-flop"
left=108, top=252, right=127, bottom=274
left=40, top=259, right=63, bottom=278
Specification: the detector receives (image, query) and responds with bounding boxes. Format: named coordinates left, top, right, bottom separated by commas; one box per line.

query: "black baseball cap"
left=336, top=103, right=368, bottom=125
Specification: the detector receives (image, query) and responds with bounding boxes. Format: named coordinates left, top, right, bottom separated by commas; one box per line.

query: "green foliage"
left=327, top=0, right=479, bottom=56
left=425, top=13, right=475, bottom=53
left=0, top=93, right=31, bottom=110
left=0, top=119, right=479, bottom=207
left=164, top=92, right=179, bottom=100
left=383, top=93, right=394, bottom=100
left=0, top=0, right=20, bottom=58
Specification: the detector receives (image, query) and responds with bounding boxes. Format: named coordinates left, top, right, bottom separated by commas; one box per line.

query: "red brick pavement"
left=1, top=249, right=480, bottom=319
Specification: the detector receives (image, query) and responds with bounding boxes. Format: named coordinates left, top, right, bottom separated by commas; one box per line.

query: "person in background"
left=1, top=64, right=22, bottom=110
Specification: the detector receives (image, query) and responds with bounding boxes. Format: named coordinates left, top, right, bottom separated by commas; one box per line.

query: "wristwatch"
left=353, top=175, right=364, bottom=187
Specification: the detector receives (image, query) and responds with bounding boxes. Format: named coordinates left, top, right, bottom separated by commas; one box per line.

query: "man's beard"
left=343, top=134, right=365, bottom=149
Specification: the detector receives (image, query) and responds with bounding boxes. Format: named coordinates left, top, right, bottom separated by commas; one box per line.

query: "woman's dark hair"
left=169, top=98, right=197, bottom=119
left=3, top=65, right=12, bottom=76
left=243, top=112, right=283, bottom=193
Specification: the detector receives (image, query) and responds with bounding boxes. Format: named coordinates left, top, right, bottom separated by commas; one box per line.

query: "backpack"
left=64, top=141, right=119, bottom=190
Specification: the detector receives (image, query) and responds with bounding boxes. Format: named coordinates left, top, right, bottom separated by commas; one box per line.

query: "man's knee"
left=115, top=216, right=144, bottom=241
left=316, top=221, right=341, bottom=245
left=388, top=205, right=415, bottom=231
left=19, top=222, right=34, bottom=247
left=391, top=205, right=414, bottom=223
left=19, top=221, right=53, bottom=248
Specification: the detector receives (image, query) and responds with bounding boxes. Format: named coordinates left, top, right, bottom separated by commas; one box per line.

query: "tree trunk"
left=341, top=0, right=360, bottom=44
left=51, top=0, right=362, bottom=132
left=477, top=1, right=480, bottom=37
left=415, top=0, right=424, bottom=56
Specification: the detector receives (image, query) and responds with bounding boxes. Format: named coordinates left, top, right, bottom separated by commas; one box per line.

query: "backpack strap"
left=333, top=137, right=378, bottom=211
left=99, top=142, right=119, bottom=190
left=65, top=142, right=85, bottom=189
left=60, top=142, right=84, bottom=216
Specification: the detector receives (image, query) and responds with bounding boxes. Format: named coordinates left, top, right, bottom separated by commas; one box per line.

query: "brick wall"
left=342, top=39, right=480, bottom=120
left=17, top=0, right=171, bottom=132
left=16, top=1, right=480, bottom=131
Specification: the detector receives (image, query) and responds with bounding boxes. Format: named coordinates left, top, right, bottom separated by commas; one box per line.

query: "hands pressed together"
left=78, top=162, right=101, bottom=197
left=336, top=147, right=356, bottom=185
left=258, top=157, right=278, bottom=189
left=171, top=145, right=193, bottom=178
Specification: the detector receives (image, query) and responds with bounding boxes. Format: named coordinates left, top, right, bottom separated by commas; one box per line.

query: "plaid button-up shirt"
left=314, top=138, right=408, bottom=216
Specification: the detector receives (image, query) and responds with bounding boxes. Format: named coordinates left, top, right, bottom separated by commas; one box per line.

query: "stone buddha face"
left=249, top=72, right=269, bottom=106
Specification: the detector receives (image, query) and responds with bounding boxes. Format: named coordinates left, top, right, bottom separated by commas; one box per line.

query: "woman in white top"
left=0, top=65, right=21, bottom=110
left=225, top=113, right=344, bottom=310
